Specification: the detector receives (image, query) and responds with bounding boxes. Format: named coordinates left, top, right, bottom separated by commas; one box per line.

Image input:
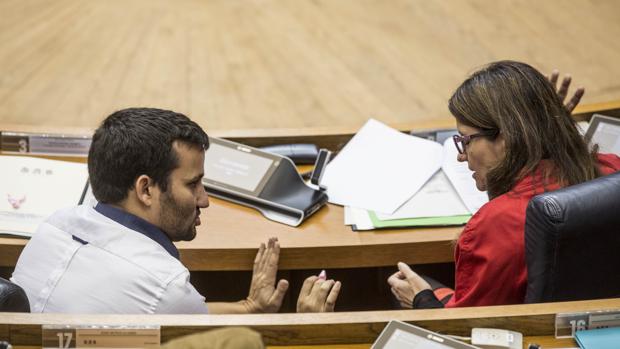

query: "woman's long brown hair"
left=448, top=61, right=600, bottom=199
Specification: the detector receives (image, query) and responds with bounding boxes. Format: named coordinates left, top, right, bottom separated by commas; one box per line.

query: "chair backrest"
left=524, top=171, right=620, bottom=303
left=0, top=277, right=30, bottom=312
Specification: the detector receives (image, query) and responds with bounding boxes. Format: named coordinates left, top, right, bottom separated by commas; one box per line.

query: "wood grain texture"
left=1, top=298, right=619, bottom=346
left=0, top=194, right=460, bottom=270
left=2, top=100, right=619, bottom=150
left=8, top=339, right=581, bottom=349
left=1, top=1, right=620, bottom=131
left=266, top=335, right=579, bottom=349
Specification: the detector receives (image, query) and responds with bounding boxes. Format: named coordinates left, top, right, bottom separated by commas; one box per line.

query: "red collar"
left=507, top=160, right=561, bottom=198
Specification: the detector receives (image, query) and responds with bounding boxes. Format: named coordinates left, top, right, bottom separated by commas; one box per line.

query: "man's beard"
left=159, top=191, right=197, bottom=242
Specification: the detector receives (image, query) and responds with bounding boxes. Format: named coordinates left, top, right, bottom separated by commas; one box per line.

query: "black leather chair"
left=524, top=171, right=620, bottom=303
left=0, top=277, right=30, bottom=312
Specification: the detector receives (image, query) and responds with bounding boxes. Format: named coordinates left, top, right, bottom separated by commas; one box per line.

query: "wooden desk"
left=2, top=101, right=620, bottom=272
left=267, top=336, right=579, bottom=349
left=10, top=337, right=580, bottom=349
left=2, top=298, right=619, bottom=347
left=0, top=121, right=463, bottom=272
left=178, top=198, right=459, bottom=271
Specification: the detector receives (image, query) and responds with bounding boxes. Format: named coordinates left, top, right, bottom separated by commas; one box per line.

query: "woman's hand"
left=296, top=275, right=341, bottom=312
left=387, top=262, right=432, bottom=308
left=548, top=69, right=585, bottom=112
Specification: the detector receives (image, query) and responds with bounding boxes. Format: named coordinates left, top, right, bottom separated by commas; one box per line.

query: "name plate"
left=555, top=309, right=620, bottom=338
left=1, top=132, right=91, bottom=156
left=42, top=325, right=160, bottom=348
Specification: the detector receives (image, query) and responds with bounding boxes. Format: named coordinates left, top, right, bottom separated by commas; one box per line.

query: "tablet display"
left=585, top=114, right=620, bottom=155
left=372, top=321, right=479, bottom=349
left=203, top=138, right=280, bottom=195
left=382, top=328, right=457, bottom=349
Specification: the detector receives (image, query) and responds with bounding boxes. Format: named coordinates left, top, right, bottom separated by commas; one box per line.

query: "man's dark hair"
left=88, top=108, right=209, bottom=204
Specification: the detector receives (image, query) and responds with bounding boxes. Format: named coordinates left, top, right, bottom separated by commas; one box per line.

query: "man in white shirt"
left=11, top=107, right=340, bottom=314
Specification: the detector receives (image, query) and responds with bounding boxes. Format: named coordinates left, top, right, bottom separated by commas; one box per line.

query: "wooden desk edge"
left=179, top=238, right=457, bottom=271
left=2, top=298, right=619, bottom=346
left=2, top=99, right=619, bottom=149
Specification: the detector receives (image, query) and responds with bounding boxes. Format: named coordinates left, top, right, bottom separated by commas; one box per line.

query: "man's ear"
left=134, top=175, right=156, bottom=206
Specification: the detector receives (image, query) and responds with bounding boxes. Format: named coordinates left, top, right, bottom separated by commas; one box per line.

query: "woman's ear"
left=134, top=175, right=155, bottom=206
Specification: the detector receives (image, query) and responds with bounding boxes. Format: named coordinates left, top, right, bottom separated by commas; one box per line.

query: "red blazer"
left=445, top=153, right=620, bottom=308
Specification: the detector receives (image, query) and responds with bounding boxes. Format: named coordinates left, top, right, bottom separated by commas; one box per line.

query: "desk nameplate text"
left=555, top=308, right=620, bottom=338
left=1, top=132, right=91, bottom=156
left=42, top=325, right=160, bottom=348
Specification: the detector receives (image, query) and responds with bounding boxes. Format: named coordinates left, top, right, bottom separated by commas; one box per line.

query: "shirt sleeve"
left=413, top=289, right=445, bottom=309
left=155, top=271, right=209, bottom=314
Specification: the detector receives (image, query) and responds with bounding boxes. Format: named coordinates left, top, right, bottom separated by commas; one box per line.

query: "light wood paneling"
left=1, top=0, right=619, bottom=130
left=2, top=298, right=618, bottom=346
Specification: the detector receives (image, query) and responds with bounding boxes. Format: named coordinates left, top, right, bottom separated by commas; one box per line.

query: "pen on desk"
left=318, top=270, right=327, bottom=280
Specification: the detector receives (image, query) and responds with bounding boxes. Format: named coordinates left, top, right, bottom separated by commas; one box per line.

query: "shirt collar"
left=94, top=203, right=180, bottom=260
left=508, top=154, right=616, bottom=198
left=509, top=160, right=560, bottom=197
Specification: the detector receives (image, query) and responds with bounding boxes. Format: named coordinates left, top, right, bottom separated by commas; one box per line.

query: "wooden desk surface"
left=2, top=298, right=618, bottom=347
left=1, top=101, right=619, bottom=271
left=267, top=336, right=579, bottom=349
left=14, top=336, right=579, bottom=349
left=0, top=118, right=465, bottom=271
left=178, top=198, right=460, bottom=271
left=0, top=195, right=460, bottom=271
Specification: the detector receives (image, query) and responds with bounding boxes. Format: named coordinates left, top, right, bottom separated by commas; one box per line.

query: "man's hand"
left=387, top=262, right=431, bottom=308
left=296, top=275, right=341, bottom=312
left=548, top=69, right=585, bottom=113
left=243, top=237, right=289, bottom=313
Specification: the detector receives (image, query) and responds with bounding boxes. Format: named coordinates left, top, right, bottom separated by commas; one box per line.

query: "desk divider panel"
left=1, top=299, right=619, bottom=346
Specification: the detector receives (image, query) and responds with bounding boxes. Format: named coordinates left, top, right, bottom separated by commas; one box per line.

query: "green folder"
left=368, top=211, right=471, bottom=228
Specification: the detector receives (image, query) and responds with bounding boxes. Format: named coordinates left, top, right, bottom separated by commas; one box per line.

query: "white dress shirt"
left=11, top=204, right=208, bottom=314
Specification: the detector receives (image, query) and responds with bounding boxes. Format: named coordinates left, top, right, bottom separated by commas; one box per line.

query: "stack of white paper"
left=337, top=123, right=489, bottom=230
left=0, top=156, right=88, bottom=237
left=322, top=119, right=444, bottom=214
left=375, top=170, right=469, bottom=220
left=440, top=137, right=489, bottom=213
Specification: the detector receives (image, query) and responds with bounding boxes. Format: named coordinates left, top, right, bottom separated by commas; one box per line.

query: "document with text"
left=0, top=156, right=88, bottom=237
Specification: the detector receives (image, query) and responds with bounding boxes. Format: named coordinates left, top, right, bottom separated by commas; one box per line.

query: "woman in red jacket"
left=388, top=60, right=620, bottom=309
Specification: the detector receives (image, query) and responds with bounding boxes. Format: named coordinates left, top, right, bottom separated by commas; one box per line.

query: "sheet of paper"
left=322, top=119, right=443, bottom=214
left=347, top=206, right=375, bottom=230
left=375, top=170, right=470, bottom=220
left=344, top=206, right=353, bottom=225
left=81, top=182, right=98, bottom=207
left=0, top=156, right=88, bottom=236
left=441, top=138, right=489, bottom=213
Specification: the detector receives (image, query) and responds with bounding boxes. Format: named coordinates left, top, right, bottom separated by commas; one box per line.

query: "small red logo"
left=7, top=194, right=26, bottom=210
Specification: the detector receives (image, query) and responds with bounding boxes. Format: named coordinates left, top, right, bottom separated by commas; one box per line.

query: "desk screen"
left=382, top=329, right=455, bottom=349
left=590, top=120, right=620, bottom=155
left=204, top=142, right=274, bottom=192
